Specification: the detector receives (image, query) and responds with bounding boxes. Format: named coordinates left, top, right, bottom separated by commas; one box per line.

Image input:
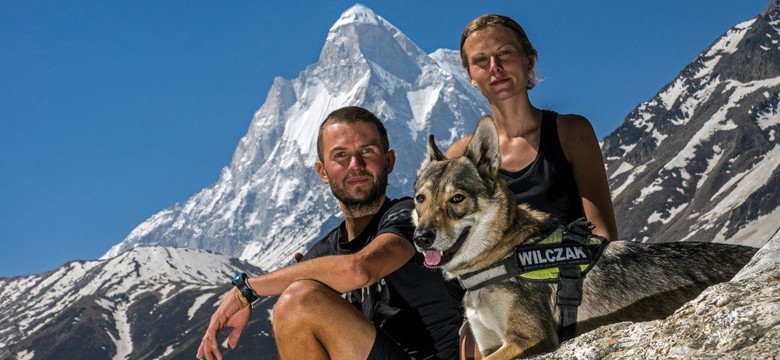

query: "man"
left=197, top=106, right=463, bottom=360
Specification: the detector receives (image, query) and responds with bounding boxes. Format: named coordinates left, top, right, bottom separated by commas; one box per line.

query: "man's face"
left=315, top=121, right=395, bottom=212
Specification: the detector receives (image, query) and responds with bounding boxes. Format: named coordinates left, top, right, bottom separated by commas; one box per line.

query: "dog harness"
left=458, top=218, right=608, bottom=342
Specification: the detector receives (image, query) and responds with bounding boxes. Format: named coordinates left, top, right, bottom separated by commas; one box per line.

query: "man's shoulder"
left=387, top=196, right=413, bottom=210
left=381, top=197, right=414, bottom=222
left=303, top=225, right=342, bottom=260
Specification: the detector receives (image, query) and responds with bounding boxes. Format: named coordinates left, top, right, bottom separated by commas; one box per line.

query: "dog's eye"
left=450, top=194, right=464, bottom=203
left=415, top=194, right=426, bottom=203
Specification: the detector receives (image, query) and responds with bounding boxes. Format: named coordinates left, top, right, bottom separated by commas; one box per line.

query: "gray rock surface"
left=534, top=230, right=780, bottom=359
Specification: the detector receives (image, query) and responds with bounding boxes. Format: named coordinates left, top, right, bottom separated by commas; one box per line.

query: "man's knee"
left=273, top=279, right=333, bottom=325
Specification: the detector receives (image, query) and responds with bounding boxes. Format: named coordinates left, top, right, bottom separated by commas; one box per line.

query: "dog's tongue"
left=424, top=250, right=442, bottom=266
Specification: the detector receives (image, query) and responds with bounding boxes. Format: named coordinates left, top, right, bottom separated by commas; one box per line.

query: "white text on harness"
left=517, top=245, right=589, bottom=268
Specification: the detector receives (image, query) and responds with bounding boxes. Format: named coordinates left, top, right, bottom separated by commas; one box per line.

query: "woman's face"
left=462, top=26, right=535, bottom=103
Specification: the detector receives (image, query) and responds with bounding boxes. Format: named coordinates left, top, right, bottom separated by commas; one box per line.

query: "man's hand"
left=196, top=288, right=252, bottom=360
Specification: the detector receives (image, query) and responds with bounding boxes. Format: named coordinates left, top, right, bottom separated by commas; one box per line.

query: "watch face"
left=232, top=273, right=244, bottom=286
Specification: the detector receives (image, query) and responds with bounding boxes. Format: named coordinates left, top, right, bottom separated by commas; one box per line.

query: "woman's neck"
left=490, top=97, right=541, bottom=138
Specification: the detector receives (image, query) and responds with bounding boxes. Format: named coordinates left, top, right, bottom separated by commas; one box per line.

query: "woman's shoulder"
left=555, top=112, right=591, bottom=127
left=445, top=136, right=473, bottom=158
left=555, top=113, right=596, bottom=141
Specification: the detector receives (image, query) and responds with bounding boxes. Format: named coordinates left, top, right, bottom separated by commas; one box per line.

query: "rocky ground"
left=534, top=230, right=780, bottom=359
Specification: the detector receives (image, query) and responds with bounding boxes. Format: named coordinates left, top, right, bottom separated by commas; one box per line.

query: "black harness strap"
left=457, top=218, right=606, bottom=342
left=556, top=265, right=583, bottom=341
left=556, top=218, right=596, bottom=341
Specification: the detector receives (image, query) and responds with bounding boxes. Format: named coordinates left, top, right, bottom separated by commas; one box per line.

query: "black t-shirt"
left=302, top=198, right=464, bottom=360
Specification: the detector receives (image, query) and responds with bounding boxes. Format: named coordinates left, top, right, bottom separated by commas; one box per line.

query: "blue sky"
left=0, top=1, right=770, bottom=277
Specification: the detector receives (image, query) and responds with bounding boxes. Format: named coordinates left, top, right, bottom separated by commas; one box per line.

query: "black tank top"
left=497, top=110, right=585, bottom=224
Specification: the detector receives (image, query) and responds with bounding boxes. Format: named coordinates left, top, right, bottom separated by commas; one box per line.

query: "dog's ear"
left=417, top=134, right=446, bottom=180
left=416, top=134, right=446, bottom=191
left=419, top=134, right=446, bottom=170
left=465, top=116, right=501, bottom=179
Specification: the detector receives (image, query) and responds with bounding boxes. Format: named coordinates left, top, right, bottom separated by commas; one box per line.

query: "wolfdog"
left=411, top=116, right=757, bottom=359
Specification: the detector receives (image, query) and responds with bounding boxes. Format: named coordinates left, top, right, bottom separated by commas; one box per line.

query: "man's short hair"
left=316, top=106, right=390, bottom=161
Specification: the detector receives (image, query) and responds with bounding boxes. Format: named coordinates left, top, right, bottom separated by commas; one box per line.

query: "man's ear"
left=315, top=161, right=330, bottom=184
left=386, top=149, right=396, bottom=174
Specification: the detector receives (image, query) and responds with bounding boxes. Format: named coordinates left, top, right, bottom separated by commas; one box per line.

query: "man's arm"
left=250, top=232, right=416, bottom=295
left=196, top=233, right=416, bottom=360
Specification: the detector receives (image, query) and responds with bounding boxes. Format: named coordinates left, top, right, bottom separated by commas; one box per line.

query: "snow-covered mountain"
left=602, top=0, right=780, bottom=247
left=0, top=247, right=276, bottom=359
left=102, top=4, right=489, bottom=272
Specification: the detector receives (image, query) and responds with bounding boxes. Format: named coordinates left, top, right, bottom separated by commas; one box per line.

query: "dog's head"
left=412, top=116, right=508, bottom=273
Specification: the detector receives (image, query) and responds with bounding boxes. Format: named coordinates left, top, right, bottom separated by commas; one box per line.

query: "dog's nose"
left=413, top=229, right=436, bottom=248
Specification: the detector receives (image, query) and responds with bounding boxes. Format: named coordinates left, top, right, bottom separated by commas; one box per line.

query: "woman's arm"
left=558, top=115, right=619, bottom=240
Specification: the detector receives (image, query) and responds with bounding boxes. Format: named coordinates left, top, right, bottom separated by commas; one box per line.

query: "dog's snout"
left=414, top=229, right=436, bottom=248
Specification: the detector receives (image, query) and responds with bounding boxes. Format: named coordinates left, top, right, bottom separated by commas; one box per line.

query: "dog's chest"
left=463, top=287, right=515, bottom=332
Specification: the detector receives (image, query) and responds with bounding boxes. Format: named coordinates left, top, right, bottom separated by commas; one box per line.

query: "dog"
left=411, top=116, right=757, bottom=359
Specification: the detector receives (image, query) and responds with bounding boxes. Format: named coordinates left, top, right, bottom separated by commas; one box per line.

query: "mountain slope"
left=602, top=1, right=780, bottom=246
left=0, top=247, right=277, bottom=360
left=102, top=4, right=489, bottom=271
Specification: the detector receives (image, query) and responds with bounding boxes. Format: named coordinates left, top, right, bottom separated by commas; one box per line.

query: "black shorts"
left=366, top=327, right=413, bottom=360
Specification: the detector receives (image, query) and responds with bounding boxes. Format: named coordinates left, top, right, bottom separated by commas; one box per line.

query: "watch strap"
left=231, top=272, right=260, bottom=303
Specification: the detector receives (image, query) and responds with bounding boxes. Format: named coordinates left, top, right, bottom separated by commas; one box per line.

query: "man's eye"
left=334, top=152, right=347, bottom=158
left=498, top=50, right=510, bottom=57
left=361, top=148, right=375, bottom=154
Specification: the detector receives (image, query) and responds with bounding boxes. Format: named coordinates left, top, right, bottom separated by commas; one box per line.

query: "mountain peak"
left=330, top=3, right=381, bottom=31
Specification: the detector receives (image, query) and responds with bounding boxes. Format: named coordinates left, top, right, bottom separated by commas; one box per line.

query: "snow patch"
left=407, top=85, right=443, bottom=138
left=619, top=143, right=636, bottom=153
left=635, top=178, right=664, bottom=204
left=16, top=350, right=34, bottom=360
left=154, top=345, right=176, bottom=360
left=697, top=145, right=725, bottom=190
left=757, top=104, right=780, bottom=131
left=612, top=164, right=648, bottom=198
left=188, top=293, right=216, bottom=321
left=610, top=162, right=634, bottom=179
left=715, top=207, right=780, bottom=248
left=330, top=4, right=381, bottom=31
left=659, top=78, right=686, bottom=110
left=109, top=302, right=133, bottom=360
left=704, top=19, right=755, bottom=56
left=651, top=129, right=668, bottom=146
left=705, top=145, right=780, bottom=226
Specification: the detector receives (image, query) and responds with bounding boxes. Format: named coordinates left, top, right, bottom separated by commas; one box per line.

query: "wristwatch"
left=231, top=272, right=260, bottom=303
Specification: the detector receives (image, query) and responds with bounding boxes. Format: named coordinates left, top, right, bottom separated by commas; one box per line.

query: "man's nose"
left=348, top=153, right=367, bottom=169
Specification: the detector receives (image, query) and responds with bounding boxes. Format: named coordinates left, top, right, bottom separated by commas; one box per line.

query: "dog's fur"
left=411, top=117, right=757, bottom=359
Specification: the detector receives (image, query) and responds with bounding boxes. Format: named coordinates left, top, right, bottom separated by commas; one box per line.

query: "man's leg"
left=273, top=279, right=376, bottom=360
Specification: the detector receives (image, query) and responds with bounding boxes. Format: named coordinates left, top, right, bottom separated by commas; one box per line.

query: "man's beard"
left=330, top=171, right=388, bottom=215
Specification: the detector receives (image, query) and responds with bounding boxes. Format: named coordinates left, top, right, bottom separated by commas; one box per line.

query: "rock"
left=533, top=229, right=780, bottom=359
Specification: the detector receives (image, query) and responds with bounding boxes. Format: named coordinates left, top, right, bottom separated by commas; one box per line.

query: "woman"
left=448, top=14, right=618, bottom=241
left=451, top=14, right=619, bottom=360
